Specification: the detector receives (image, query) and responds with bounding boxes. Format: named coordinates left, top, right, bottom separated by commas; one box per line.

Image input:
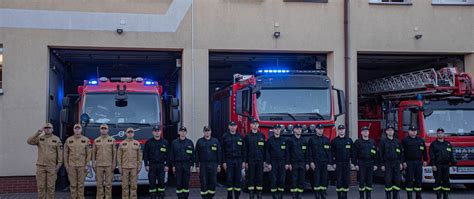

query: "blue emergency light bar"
left=87, top=80, right=98, bottom=85
left=144, top=80, right=156, bottom=86
left=257, top=69, right=290, bottom=74
left=256, top=69, right=326, bottom=75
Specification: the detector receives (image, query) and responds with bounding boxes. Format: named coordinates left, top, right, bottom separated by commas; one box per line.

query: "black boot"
left=257, top=191, right=263, bottom=199
left=150, top=193, right=156, bottom=199
left=366, top=191, right=372, bottom=199
left=436, top=191, right=442, bottom=199
left=160, top=192, right=165, bottom=199
left=278, top=192, right=283, bottom=199
left=234, top=191, right=241, bottom=199
left=415, top=191, right=422, bottom=199
left=407, top=192, right=413, bottom=199
left=337, top=192, right=342, bottom=199
left=443, top=191, right=449, bottom=199
left=343, top=192, right=348, bottom=199
left=184, top=192, right=190, bottom=199
left=315, top=191, right=320, bottom=199
left=249, top=191, right=255, bottom=199
left=297, top=192, right=302, bottom=199
left=359, top=191, right=365, bottom=199
left=292, top=193, right=297, bottom=199
left=392, top=191, right=399, bottom=199
left=385, top=191, right=392, bottom=199
left=320, top=191, right=327, bottom=199
left=228, top=191, right=233, bottom=199
left=272, top=193, right=278, bottom=199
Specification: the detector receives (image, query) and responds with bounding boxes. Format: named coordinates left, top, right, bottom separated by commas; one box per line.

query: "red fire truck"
left=211, top=69, right=345, bottom=141
left=60, top=77, right=180, bottom=186
left=358, top=67, right=474, bottom=188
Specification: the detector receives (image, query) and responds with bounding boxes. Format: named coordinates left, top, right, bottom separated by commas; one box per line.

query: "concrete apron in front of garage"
left=0, top=184, right=473, bottom=199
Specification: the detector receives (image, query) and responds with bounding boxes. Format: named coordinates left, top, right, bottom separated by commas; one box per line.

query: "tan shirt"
left=27, top=132, right=63, bottom=166
left=117, top=139, right=143, bottom=169
left=92, top=135, right=117, bottom=167
left=64, top=135, right=91, bottom=167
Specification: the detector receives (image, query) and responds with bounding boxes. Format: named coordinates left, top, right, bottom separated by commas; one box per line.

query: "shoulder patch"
left=133, top=142, right=139, bottom=146
left=52, top=140, right=57, bottom=143
left=81, top=140, right=86, bottom=143
left=69, top=140, right=74, bottom=144
left=108, top=139, right=113, bottom=142
left=40, top=138, right=45, bottom=141
left=122, top=142, right=127, bottom=146
left=96, top=139, right=101, bottom=143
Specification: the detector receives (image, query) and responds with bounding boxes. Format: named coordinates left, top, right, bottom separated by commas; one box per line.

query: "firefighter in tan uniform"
left=27, top=123, right=63, bottom=199
left=92, top=124, right=117, bottom=199
left=64, top=124, right=91, bottom=199
left=117, top=128, right=143, bottom=199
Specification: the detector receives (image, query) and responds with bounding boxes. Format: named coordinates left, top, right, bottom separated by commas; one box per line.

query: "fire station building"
left=0, top=0, right=473, bottom=192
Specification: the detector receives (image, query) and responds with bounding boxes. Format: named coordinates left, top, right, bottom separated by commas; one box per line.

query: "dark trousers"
left=313, top=162, right=329, bottom=192
left=247, top=161, right=264, bottom=192
left=270, top=160, right=286, bottom=193
left=175, top=162, right=191, bottom=197
left=405, top=160, right=423, bottom=193
left=336, top=162, right=350, bottom=193
left=291, top=163, right=305, bottom=193
left=357, top=161, right=374, bottom=192
left=148, top=163, right=166, bottom=194
left=433, top=164, right=450, bottom=192
left=383, top=161, right=401, bottom=193
left=226, top=159, right=243, bottom=192
left=199, top=162, right=218, bottom=198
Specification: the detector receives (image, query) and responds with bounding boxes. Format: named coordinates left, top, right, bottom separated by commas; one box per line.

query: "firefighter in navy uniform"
left=379, top=125, right=403, bottom=199
left=288, top=124, right=309, bottom=199
left=195, top=126, right=222, bottom=199
left=353, top=127, right=378, bottom=199
left=429, top=128, right=456, bottom=199
left=265, top=124, right=289, bottom=199
left=401, top=125, right=428, bottom=199
left=308, top=124, right=332, bottom=199
left=170, top=127, right=195, bottom=199
left=331, top=124, right=354, bottom=199
left=143, top=125, right=169, bottom=199
left=222, top=121, right=246, bottom=199
left=244, top=119, right=266, bottom=199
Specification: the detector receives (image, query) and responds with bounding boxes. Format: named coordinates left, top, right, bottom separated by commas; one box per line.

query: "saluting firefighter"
left=379, top=125, right=403, bottom=199
left=308, top=124, right=332, bottom=199
left=288, top=124, right=309, bottom=199
left=27, top=123, right=63, bottom=199
left=195, top=126, right=222, bottom=199
left=244, top=119, right=266, bottom=199
left=93, top=123, right=117, bottom=199
left=401, top=125, right=428, bottom=199
left=64, top=124, right=91, bottom=199
left=222, top=121, right=246, bottom=199
left=429, top=128, right=456, bottom=199
left=170, top=126, right=195, bottom=199
left=143, top=125, right=169, bottom=199
left=331, top=124, right=354, bottom=199
left=117, top=128, right=143, bottom=199
left=265, top=124, right=289, bottom=199
left=353, top=127, right=378, bottom=199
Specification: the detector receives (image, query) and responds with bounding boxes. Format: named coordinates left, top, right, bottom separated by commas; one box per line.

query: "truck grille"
left=453, top=147, right=474, bottom=161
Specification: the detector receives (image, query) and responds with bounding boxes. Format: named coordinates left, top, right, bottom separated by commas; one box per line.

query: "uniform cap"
left=179, top=126, right=187, bottom=132
left=152, top=125, right=161, bottom=131
left=43, top=123, right=53, bottom=128
left=203, top=126, right=211, bottom=132
left=294, top=124, right=303, bottom=129
left=436, top=128, right=445, bottom=133
left=229, top=121, right=237, bottom=126
left=408, top=125, right=418, bottom=131
left=100, top=124, right=109, bottom=129
left=126, top=127, right=135, bottom=133
left=338, top=124, right=346, bottom=130
left=385, top=124, right=395, bottom=130
left=316, top=124, right=324, bottom=129
left=361, top=126, right=369, bottom=131
left=73, top=124, right=82, bottom=129
left=273, top=124, right=282, bottom=129
left=250, top=119, right=259, bottom=124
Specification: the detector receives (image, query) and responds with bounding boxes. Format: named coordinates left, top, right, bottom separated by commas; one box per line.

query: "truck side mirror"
left=423, top=107, right=433, bottom=117
left=62, top=97, right=70, bottom=109
left=80, top=113, right=90, bottom=127
left=334, top=88, right=346, bottom=118
left=402, top=109, right=411, bottom=132
left=170, top=97, right=180, bottom=124
left=236, top=90, right=244, bottom=116
left=60, top=109, right=69, bottom=124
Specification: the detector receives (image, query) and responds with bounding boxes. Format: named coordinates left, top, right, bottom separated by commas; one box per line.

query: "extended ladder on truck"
left=358, top=67, right=473, bottom=100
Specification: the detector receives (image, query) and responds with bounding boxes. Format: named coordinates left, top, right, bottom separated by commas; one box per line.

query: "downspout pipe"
left=344, top=0, right=351, bottom=132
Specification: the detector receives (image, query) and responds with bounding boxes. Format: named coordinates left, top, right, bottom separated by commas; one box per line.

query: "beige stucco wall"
left=0, top=0, right=473, bottom=176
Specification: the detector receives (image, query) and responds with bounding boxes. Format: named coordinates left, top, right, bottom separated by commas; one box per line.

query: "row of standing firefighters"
left=27, top=119, right=456, bottom=199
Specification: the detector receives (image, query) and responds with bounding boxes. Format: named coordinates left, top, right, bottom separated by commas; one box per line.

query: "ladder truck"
left=358, top=67, right=474, bottom=188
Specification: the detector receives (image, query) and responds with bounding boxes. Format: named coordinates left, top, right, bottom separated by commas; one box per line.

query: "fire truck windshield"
left=424, top=100, right=474, bottom=136
left=256, top=88, right=331, bottom=120
left=82, top=93, right=160, bottom=125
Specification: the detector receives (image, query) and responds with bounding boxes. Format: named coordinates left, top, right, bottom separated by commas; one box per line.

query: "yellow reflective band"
left=211, top=146, right=217, bottom=151
left=227, top=187, right=234, bottom=191
left=160, top=148, right=166, bottom=152
left=365, top=187, right=373, bottom=191
left=420, top=146, right=425, bottom=150
left=200, top=191, right=208, bottom=195
left=186, top=149, right=193, bottom=154
left=176, top=190, right=183, bottom=194
left=371, top=149, right=376, bottom=154
left=157, top=188, right=165, bottom=192
left=256, top=186, right=263, bottom=190
left=396, top=148, right=401, bottom=153
left=291, top=189, right=297, bottom=192
left=313, top=187, right=319, bottom=191
left=406, top=188, right=413, bottom=192
left=149, top=189, right=157, bottom=193
left=234, top=188, right=241, bottom=191
left=345, top=145, right=351, bottom=149
left=414, top=187, right=422, bottom=192
left=385, top=187, right=393, bottom=191
left=447, top=148, right=452, bottom=152
left=278, top=188, right=285, bottom=192
left=433, top=186, right=442, bottom=191
left=392, top=186, right=400, bottom=191
left=248, top=187, right=255, bottom=191
left=302, top=146, right=307, bottom=150
left=281, top=145, right=286, bottom=149
left=182, top=189, right=189, bottom=193
left=359, top=187, right=366, bottom=191
left=319, top=186, right=327, bottom=190
left=442, top=187, right=451, bottom=191
left=237, top=141, right=243, bottom=145
left=271, top=189, right=277, bottom=192
left=208, top=190, right=216, bottom=194
left=258, top=142, right=264, bottom=146
left=324, top=145, right=330, bottom=149
left=343, top=188, right=350, bottom=192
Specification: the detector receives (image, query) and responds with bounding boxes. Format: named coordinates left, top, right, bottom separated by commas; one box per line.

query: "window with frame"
left=369, top=0, right=412, bottom=4
left=432, top=0, right=474, bottom=5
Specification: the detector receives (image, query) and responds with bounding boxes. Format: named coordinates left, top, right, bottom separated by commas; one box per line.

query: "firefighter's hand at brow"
left=164, top=166, right=169, bottom=172
left=423, top=161, right=427, bottom=167
left=432, top=166, right=437, bottom=172
left=310, top=162, right=316, bottom=170
left=217, top=165, right=221, bottom=173
left=402, top=163, right=407, bottom=169
left=145, top=166, right=149, bottom=172
left=243, top=162, right=248, bottom=170
left=381, top=166, right=386, bottom=172
left=373, top=166, right=378, bottom=171
left=223, top=163, right=227, bottom=171
left=355, top=165, right=359, bottom=171
left=172, top=167, right=176, bottom=173
left=400, top=164, right=403, bottom=171
left=285, top=164, right=290, bottom=170
left=306, top=164, right=310, bottom=171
